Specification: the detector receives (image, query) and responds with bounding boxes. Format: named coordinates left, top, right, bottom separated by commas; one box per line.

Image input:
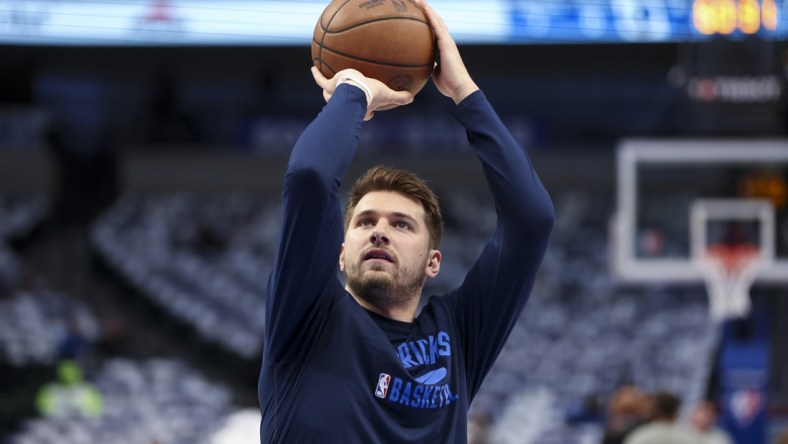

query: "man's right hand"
left=412, top=0, right=479, bottom=105
left=311, top=67, right=414, bottom=121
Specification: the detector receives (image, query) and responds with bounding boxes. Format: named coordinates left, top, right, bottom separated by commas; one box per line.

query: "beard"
left=344, top=257, right=427, bottom=312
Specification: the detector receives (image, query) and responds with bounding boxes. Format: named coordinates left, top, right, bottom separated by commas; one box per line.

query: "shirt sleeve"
left=264, top=84, right=367, bottom=362
left=443, top=90, right=555, bottom=399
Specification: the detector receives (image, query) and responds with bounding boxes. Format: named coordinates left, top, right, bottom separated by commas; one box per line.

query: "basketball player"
left=258, top=1, right=554, bottom=441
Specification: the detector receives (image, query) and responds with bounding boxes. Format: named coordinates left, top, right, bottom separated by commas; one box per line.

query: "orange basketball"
left=311, top=0, right=436, bottom=95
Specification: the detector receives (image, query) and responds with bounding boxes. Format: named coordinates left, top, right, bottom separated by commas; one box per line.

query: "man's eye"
left=395, top=221, right=411, bottom=230
left=359, top=219, right=373, bottom=227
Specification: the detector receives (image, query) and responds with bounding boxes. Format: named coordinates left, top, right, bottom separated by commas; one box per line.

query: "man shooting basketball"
left=258, top=1, right=554, bottom=441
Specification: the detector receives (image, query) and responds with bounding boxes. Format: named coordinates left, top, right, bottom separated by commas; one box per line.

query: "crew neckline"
left=363, top=307, right=414, bottom=343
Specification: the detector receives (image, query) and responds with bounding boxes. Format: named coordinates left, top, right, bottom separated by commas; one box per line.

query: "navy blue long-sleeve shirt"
left=259, top=84, right=554, bottom=443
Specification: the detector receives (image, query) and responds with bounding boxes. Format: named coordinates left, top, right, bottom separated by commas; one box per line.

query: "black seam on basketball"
left=321, top=0, right=353, bottom=33
left=313, top=58, right=338, bottom=76
left=319, top=0, right=353, bottom=71
left=314, top=41, right=433, bottom=68
left=322, top=16, right=429, bottom=34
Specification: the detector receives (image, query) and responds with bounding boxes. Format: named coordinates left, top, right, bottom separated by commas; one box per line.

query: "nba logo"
left=375, top=373, right=391, bottom=398
left=731, top=389, right=763, bottom=426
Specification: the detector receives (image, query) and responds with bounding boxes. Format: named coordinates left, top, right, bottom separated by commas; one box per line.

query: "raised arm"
left=416, top=0, right=555, bottom=398
left=265, top=70, right=413, bottom=361
left=449, top=90, right=554, bottom=398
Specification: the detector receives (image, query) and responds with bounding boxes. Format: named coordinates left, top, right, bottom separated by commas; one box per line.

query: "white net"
left=699, top=245, right=763, bottom=322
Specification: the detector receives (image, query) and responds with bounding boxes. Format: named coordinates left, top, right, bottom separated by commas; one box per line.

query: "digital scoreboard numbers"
left=693, top=0, right=779, bottom=36
left=507, top=0, right=784, bottom=44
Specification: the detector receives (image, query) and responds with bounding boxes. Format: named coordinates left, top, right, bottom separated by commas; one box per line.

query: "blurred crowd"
left=468, top=386, right=734, bottom=444
left=3, top=188, right=786, bottom=443
left=601, top=387, right=731, bottom=444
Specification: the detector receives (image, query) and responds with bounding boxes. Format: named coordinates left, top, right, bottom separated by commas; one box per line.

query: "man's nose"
left=369, top=229, right=389, bottom=245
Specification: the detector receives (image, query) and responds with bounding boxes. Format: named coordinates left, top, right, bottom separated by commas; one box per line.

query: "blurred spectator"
left=36, top=360, right=103, bottom=419
left=94, top=314, right=128, bottom=358
left=689, top=400, right=732, bottom=444
left=602, top=386, right=652, bottom=444
left=467, top=412, right=491, bottom=444
left=0, top=243, right=22, bottom=297
left=566, top=393, right=605, bottom=425
left=623, top=392, right=694, bottom=444
left=637, top=228, right=665, bottom=257
left=57, top=315, right=92, bottom=361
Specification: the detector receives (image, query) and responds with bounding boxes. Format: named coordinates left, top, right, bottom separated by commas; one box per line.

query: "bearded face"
left=340, top=191, right=441, bottom=314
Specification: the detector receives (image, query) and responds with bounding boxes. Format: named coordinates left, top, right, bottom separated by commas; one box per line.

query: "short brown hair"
left=344, top=166, right=443, bottom=249
left=652, top=392, right=681, bottom=420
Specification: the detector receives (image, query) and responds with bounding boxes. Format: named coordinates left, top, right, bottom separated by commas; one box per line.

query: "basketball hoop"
left=699, top=244, right=762, bottom=322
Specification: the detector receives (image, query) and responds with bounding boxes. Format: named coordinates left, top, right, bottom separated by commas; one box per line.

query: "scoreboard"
left=508, top=0, right=784, bottom=43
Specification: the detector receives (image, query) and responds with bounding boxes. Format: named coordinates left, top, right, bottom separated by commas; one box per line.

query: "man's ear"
left=425, top=249, right=441, bottom=278
left=339, top=243, right=345, bottom=272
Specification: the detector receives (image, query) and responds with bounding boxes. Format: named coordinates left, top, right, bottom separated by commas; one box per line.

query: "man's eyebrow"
left=354, top=209, right=418, bottom=223
left=390, top=212, right=418, bottom=223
